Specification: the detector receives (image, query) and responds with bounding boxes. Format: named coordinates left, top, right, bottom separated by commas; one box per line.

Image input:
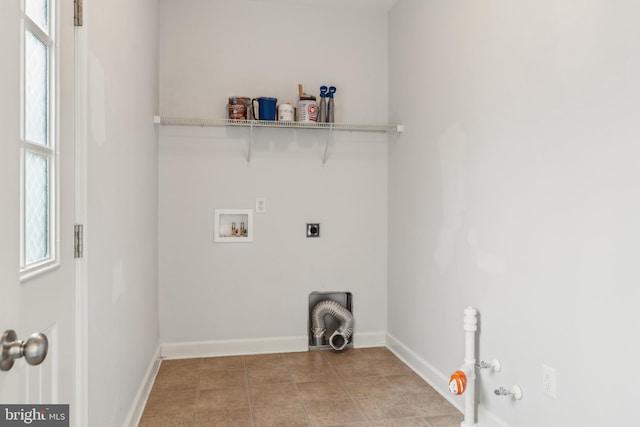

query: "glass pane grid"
left=25, top=29, right=49, bottom=146
left=24, top=152, right=50, bottom=265
left=25, top=0, right=49, bottom=34
left=21, top=0, right=54, bottom=273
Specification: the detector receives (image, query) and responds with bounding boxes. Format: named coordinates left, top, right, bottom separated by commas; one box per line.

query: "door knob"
left=0, top=329, right=48, bottom=371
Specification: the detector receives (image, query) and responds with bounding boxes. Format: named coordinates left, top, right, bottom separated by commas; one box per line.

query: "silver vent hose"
left=310, top=300, right=354, bottom=351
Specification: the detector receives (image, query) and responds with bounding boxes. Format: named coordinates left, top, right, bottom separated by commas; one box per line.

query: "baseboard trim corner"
left=124, top=344, right=162, bottom=427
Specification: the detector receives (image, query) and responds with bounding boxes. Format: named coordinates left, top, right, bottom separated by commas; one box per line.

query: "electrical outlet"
left=542, top=364, right=556, bottom=398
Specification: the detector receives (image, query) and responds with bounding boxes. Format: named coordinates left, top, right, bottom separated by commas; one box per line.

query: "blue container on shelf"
left=252, top=97, right=277, bottom=121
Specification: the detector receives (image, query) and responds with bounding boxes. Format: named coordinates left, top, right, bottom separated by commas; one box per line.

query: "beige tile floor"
left=139, top=347, right=463, bottom=427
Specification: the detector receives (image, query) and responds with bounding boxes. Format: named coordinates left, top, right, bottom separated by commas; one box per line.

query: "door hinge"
left=74, top=224, right=84, bottom=259
left=74, top=0, right=83, bottom=27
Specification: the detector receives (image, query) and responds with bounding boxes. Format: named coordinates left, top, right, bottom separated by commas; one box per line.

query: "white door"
left=0, top=0, right=77, bottom=419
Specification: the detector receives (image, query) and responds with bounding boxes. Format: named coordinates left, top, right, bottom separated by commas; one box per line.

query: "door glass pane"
left=25, top=152, right=49, bottom=264
left=25, top=29, right=48, bottom=146
left=25, top=0, right=49, bottom=34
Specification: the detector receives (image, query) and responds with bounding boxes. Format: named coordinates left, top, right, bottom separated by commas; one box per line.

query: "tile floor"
left=139, top=347, right=463, bottom=427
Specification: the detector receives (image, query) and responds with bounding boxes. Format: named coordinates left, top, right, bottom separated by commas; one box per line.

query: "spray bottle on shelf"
left=318, top=86, right=328, bottom=123
left=327, top=86, right=336, bottom=123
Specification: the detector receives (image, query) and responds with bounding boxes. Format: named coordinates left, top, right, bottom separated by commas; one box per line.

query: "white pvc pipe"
left=461, top=307, right=478, bottom=427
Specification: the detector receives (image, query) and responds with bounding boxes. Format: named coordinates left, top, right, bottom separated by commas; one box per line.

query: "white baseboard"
left=161, top=335, right=309, bottom=359
left=353, top=331, right=386, bottom=348
left=385, top=333, right=510, bottom=427
left=160, top=331, right=387, bottom=360
left=124, top=344, right=162, bottom=427
left=385, top=333, right=461, bottom=410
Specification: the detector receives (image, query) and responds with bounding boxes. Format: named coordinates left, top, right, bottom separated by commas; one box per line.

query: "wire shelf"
left=154, top=116, right=402, bottom=133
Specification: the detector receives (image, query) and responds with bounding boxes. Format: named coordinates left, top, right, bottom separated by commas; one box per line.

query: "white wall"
left=85, top=0, right=160, bottom=425
left=158, top=0, right=389, bottom=350
left=388, top=1, right=640, bottom=426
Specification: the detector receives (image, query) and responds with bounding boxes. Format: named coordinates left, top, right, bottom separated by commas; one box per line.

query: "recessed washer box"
left=214, top=209, right=253, bottom=242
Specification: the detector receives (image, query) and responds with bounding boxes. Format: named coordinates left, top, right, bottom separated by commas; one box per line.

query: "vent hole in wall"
left=308, top=291, right=353, bottom=351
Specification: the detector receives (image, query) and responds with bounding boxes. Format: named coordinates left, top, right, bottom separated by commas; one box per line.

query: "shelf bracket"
left=247, top=122, right=254, bottom=163
left=321, top=125, right=334, bottom=164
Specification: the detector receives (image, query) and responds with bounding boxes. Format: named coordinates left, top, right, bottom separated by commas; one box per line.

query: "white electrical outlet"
left=542, top=364, right=556, bottom=398
left=256, top=198, right=266, bottom=213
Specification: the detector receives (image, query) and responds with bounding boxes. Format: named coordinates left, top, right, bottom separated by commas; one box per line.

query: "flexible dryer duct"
left=310, top=300, right=354, bottom=351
